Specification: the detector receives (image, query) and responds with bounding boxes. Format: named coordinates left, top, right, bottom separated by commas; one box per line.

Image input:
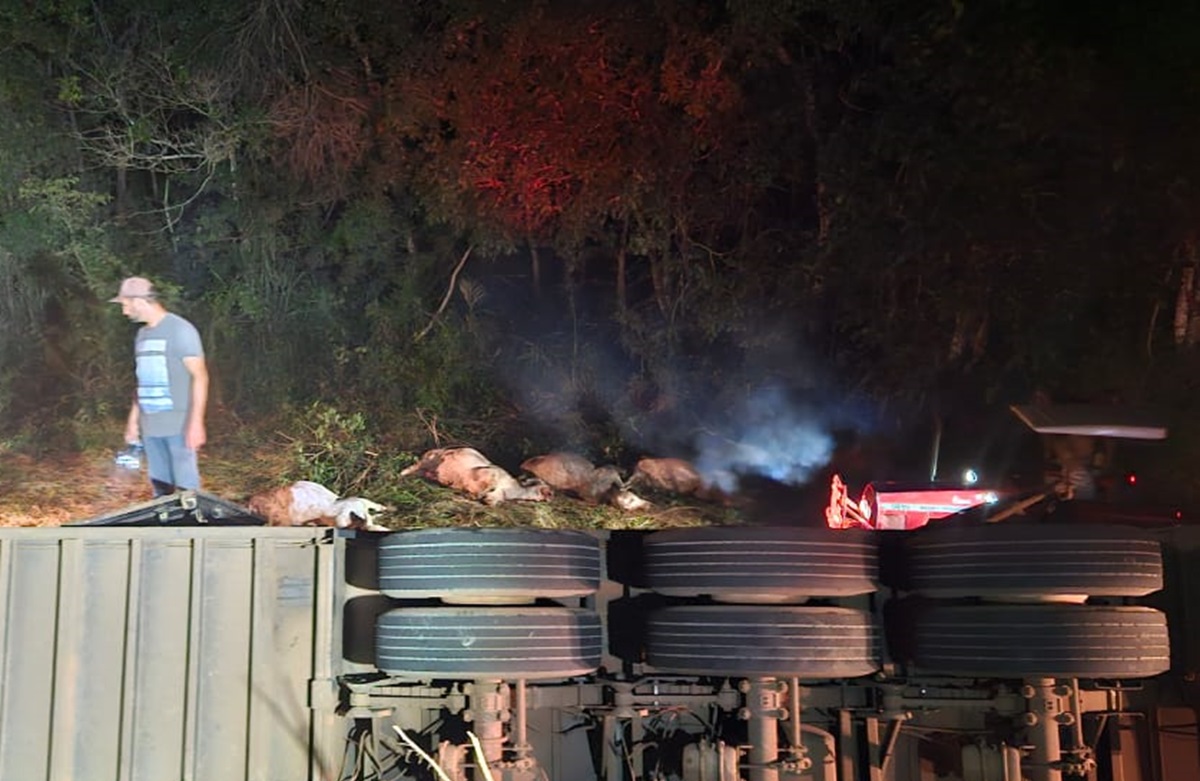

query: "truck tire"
left=901, top=523, right=1162, bottom=599
left=375, top=607, right=603, bottom=679
left=642, top=527, right=878, bottom=602
left=906, top=604, right=1170, bottom=679
left=645, top=605, right=880, bottom=678
left=378, top=528, right=601, bottom=603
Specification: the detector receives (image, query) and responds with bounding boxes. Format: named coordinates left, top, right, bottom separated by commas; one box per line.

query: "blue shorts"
left=143, top=435, right=201, bottom=496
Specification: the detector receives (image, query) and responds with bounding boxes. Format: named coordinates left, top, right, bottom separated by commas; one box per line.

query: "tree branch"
left=414, top=245, right=473, bottom=342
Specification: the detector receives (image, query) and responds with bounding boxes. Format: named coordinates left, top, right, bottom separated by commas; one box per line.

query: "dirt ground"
left=0, top=444, right=269, bottom=527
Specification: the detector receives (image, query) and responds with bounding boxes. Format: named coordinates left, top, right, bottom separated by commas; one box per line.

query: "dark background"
left=1, top=0, right=1198, bottom=504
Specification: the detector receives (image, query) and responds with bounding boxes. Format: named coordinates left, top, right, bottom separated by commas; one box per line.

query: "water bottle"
left=115, top=442, right=144, bottom=470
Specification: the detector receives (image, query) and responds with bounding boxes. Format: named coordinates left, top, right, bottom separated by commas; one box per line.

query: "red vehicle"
left=827, top=477, right=1002, bottom=530
left=827, top=402, right=1170, bottom=530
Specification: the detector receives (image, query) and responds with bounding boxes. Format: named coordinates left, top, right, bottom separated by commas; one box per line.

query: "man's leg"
left=165, top=434, right=202, bottom=491
left=142, top=436, right=177, bottom=496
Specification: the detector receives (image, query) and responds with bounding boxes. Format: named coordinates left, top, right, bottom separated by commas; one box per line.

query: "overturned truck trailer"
left=1, top=492, right=1199, bottom=781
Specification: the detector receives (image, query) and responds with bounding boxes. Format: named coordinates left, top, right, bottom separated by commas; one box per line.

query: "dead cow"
left=246, top=480, right=390, bottom=529
left=629, top=457, right=730, bottom=504
left=629, top=457, right=704, bottom=494
left=521, top=452, right=652, bottom=510
left=520, top=452, right=623, bottom=503
left=328, top=497, right=392, bottom=529
left=402, top=447, right=552, bottom=506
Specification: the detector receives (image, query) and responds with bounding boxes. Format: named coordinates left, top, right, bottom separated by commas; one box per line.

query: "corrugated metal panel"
left=0, top=526, right=347, bottom=781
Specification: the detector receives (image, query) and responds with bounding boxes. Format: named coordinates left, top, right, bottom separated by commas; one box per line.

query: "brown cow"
left=629, top=457, right=730, bottom=504
left=520, top=452, right=622, bottom=503
left=629, top=457, right=704, bottom=494
left=402, top=447, right=552, bottom=506
left=521, top=452, right=652, bottom=510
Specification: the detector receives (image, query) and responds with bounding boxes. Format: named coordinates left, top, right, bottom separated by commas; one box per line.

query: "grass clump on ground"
left=0, top=401, right=737, bottom=529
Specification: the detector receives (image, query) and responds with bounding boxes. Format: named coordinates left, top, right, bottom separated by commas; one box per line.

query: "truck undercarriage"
left=1, top=400, right=1192, bottom=781
left=336, top=517, right=1198, bottom=781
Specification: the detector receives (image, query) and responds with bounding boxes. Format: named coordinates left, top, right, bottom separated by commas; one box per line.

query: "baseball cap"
left=109, top=276, right=157, bottom=302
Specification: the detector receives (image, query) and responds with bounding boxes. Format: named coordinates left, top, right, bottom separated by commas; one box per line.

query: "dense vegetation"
left=3, top=0, right=1200, bottom=503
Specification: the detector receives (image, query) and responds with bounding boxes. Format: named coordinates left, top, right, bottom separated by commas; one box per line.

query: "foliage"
left=283, top=401, right=408, bottom=495
left=0, top=177, right=130, bottom=435
left=1, top=0, right=1200, bottom=504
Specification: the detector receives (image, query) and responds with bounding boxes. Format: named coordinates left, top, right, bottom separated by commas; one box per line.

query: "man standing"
left=110, top=276, right=209, bottom=496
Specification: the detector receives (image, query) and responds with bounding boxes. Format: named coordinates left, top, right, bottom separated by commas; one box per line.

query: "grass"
left=381, top=479, right=739, bottom=530
left=0, top=414, right=739, bottom=529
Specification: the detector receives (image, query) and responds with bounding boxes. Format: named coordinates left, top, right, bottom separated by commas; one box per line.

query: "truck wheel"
left=645, top=605, right=880, bottom=678
left=907, top=604, right=1169, bottom=679
left=375, top=607, right=602, bottom=679
left=901, top=523, right=1162, bottom=599
left=378, top=528, right=601, bottom=603
left=642, top=527, right=878, bottom=602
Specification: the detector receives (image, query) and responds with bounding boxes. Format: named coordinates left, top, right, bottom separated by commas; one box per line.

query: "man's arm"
left=124, top=400, right=140, bottom=444
left=182, top=355, right=209, bottom=450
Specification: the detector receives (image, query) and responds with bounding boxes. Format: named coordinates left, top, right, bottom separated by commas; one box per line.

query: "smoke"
left=691, top=386, right=837, bottom=492
left=478, top=251, right=875, bottom=488
left=493, top=332, right=863, bottom=492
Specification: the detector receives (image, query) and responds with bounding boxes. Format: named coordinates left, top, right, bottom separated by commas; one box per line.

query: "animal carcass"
left=401, top=447, right=552, bottom=506
left=629, top=457, right=729, bottom=504
left=521, top=452, right=652, bottom=510
left=520, top=452, right=623, bottom=503
left=328, top=497, right=391, bottom=529
left=246, top=480, right=390, bottom=529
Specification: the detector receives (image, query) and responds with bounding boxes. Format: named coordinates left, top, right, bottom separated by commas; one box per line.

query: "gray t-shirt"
left=134, top=312, right=204, bottom=437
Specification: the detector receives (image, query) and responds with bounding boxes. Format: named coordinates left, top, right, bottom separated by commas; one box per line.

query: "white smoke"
left=692, top=385, right=836, bottom=492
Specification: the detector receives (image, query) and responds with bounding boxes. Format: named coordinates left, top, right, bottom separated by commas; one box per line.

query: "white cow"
left=246, top=480, right=390, bottom=529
